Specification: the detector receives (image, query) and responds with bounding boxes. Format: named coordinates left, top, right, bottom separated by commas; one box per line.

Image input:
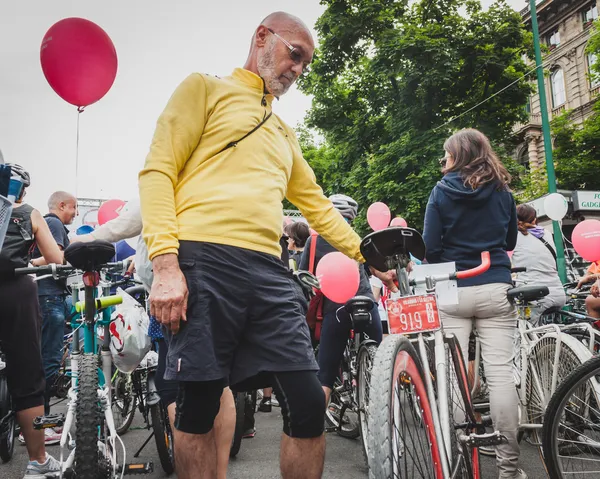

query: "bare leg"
left=214, top=387, right=235, bottom=479
left=322, top=386, right=331, bottom=406
left=16, top=406, right=46, bottom=463
left=280, top=434, right=325, bottom=479
left=263, top=387, right=273, bottom=398
left=174, top=428, right=217, bottom=479
left=586, top=295, right=600, bottom=319
left=167, top=402, right=176, bottom=439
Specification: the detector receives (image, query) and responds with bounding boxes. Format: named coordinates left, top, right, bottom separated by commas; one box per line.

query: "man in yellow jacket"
left=139, top=11, right=386, bottom=479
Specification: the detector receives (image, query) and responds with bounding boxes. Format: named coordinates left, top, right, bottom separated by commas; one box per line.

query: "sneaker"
left=271, top=397, right=280, bottom=407
left=242, top=428, right=256, bottom=439
left=499, top=469, right=527, bottom=479
left=23, top=452, right=61, bottom=478
left=44, top=428, right=61, bottom=446
left=258, top=397, right=272, bottom=413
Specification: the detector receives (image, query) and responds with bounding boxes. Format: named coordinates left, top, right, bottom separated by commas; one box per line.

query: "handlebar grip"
left=75, top=295, right=123, bottom=313
left=455, top=252, right=491, bottom=280
left=14, top=266, right=52, bottom=275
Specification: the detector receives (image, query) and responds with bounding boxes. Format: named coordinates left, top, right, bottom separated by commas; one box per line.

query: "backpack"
left=306, top=230, right=325, bottom=342
left=0, top=204, right=35, bottom=274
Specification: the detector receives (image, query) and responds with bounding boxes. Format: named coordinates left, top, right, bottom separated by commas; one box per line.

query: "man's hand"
left=591, top=280, right=600, bottom=298
left=150, top=254, right=188, bottom=334
left=369, top=266, right=398, bottom=293
left=69, top=234, right=95, bottom=244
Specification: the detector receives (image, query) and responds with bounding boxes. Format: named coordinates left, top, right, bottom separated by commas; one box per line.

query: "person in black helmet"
left=299, top=194, right=383, bottom=405
left=0, top=163, right=64, bottom=478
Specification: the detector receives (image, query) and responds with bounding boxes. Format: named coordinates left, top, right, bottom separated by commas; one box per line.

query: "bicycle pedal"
left=122, top=462, right=154, bottom=475
left=460, top=431, right=507, bottom=448
left=33, top=413, right=65, bottom=430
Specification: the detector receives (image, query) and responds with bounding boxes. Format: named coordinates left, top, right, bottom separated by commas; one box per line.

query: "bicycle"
left=323, top=295, right=379, bottom=465
left=363, top=226, right=499, bottom=479
left=16, top=240, right=154, bottom=478
left=542, top=354, right=600, bottom=478
left=0, top=343, right=15, bottom=463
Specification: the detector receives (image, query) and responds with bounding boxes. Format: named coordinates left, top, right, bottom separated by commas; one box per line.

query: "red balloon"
left=572, top=220, right=600, bottom=262
left=390, top=217, right=408, bottom=228
left=97, top=199, right=125, bottom=226
left=367, top=202, right=392, bottom=231
left=40, top=18, right=118, bottom=107
left=316, top=252, right=360, bottom=304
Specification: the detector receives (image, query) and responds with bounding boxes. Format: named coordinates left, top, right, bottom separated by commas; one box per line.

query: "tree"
left=551, top=21, right=600, bottom=191
left=299, top=0, right=533, bottom=232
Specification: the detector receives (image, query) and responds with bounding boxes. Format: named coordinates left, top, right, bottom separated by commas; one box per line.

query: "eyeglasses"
left=266, top=27, right=311, bottom=75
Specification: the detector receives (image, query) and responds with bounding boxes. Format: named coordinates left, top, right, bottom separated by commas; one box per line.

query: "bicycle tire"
left=357, top=343, right=377, bottom=466
left=112, top=372, right=137, bottom=435
left=525, top=333, right=590, bottom=446
left=542, top=355, right=600, bottom=479
left=325, top=352, right=360, bottom=439
left=150, top=401, right=175, bottom=474
left=75, top=353, right=101, bottom=479
left=368, top=335, right=443, bottom=479
left=0, top=376, right=15, bottom=463
left=230, top=391, right=245, bottom=458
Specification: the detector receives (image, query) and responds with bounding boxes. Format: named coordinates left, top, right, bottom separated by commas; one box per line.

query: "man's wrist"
left=152, top=253, right=180, bottom=273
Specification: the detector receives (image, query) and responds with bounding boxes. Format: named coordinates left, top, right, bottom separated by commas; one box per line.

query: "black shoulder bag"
left=218, top=111, right=273, bottom=154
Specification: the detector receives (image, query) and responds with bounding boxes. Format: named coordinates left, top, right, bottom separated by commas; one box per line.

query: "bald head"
left=48, top=191, right=78, bottom=225
left=244, top=12, right=315, bottom=97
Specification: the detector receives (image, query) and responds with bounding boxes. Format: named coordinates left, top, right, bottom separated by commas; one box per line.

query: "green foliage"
left=298, top=0, right=534, bottom=232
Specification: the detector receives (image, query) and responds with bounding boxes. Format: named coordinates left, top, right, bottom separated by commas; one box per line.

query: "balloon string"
left=75, top=107, right=84, bottom=199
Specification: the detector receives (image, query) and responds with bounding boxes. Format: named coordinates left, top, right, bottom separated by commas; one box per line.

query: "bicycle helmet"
left=6, top=163, right=30, bottom=188
left=329, top=194, right=358, bottom=221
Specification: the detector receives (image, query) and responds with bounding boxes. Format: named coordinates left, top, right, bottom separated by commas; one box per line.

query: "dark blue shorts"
left=164, top=241, right=317, bottom=389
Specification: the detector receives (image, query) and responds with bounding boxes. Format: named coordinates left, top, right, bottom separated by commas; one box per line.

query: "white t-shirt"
left=369, top=275, right=388, bottom=323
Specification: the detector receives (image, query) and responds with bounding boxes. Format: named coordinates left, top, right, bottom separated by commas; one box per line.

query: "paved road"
left=4, top=404, right=548, bottom=478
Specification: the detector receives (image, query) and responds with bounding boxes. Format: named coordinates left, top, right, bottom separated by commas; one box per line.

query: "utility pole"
left=529, top=0, right=568, bottom=283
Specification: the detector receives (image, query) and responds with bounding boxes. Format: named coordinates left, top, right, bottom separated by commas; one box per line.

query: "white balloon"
left=544, top=193, right=568, bottom=221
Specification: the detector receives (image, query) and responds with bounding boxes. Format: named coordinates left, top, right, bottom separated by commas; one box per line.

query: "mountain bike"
left=0, top=343, right=15, bottom=463
left=363, top=227, right=503, bottom=479
left=542, top=354, right=600, bottom=478
left=16, top=240, right=153, bottom=478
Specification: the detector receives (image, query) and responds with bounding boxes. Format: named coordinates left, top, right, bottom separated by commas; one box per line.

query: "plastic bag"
left=109, top=288, right=151, bottom=373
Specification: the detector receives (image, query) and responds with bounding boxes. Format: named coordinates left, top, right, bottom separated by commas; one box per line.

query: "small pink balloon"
left=97, top=199, right=125, bottom=225
left=390, top=217, right=408, bottom=228
left=572, top=220, right=600, bottom=262
left=507, top=250, right=514, bottom=259
left=367, top=202, right=392, bottom=231
left=316, top=252, right=360, bottom=304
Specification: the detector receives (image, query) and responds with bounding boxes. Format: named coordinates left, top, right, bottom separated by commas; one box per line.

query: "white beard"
left=257, top=39, right=290, bottom=97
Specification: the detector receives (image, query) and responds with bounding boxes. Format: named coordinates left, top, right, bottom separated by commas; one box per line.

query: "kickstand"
left=133, top=430, right=155, bottom=458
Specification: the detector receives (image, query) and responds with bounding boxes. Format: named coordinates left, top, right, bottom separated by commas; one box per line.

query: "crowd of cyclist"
left=2, top=9, right=600, bottom=479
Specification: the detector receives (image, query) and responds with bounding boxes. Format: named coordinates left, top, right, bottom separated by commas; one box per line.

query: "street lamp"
left=529, top=0, right=568, bottom=283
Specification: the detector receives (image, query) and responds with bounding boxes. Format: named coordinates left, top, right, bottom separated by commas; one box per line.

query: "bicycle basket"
left=0, top=195, right=13, bottom=253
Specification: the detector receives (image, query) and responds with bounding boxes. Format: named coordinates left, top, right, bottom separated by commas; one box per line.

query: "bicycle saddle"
left=507, top=285, right=549, bottom=303
left=344, top=296, right=375, bottom=333
left=360, top=227, right=426, bottom=272
left=64, top=240, right=115, bottom=272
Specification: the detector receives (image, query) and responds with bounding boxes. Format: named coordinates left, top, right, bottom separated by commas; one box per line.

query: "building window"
left=588, top=53, right=600, bottom=88
left=547, top=29, right=560, bottom=48
left=583, top=4, right=599, bottom=24
left=550, top=69, right=566, bottom=107
left=517, top=147, right=530, bottom=172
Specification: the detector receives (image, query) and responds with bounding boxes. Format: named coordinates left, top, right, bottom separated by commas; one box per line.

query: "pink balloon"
left=284, top=216, right=293, bottom=226
left=40, top=18, right=118, bottom=107
left=97, top=199, right=125, bottom=226
left=316, top=252, right=360, bottom=304
left=367, top=202, right=392, bottom=231
left=390, top=217, right=408, bottom=228
left=507, top=250, right=514, bottom=259
left=572, top=220, right=600, bottom=262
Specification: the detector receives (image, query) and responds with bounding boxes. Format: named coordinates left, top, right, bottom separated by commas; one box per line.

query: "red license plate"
left=386, top=294, right=441, bottom=335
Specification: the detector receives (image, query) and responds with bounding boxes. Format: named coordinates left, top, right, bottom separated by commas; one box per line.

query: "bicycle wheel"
left=542, top=356, right=600, bottom=479
left=357, top=342, right=377, bottom=465
left=0, top=376, right=15, bottom=463
left=111, top=371, right=137, bottom=435
left=369, top=335, right=443, bottom=479
left=326, top=349, right=360, bottom=439
left=150, top=401, right=175, bottom=474
left=75, top=353, right=101, bottom=478
left=525, top=333, right=589, bottom=446
left=445, top=335, right=479, bottom=479
left=230, top=391, right=245, bottom=458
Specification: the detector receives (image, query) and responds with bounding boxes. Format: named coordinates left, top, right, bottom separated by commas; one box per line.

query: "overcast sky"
left=0, top=0, right=526, bottom=211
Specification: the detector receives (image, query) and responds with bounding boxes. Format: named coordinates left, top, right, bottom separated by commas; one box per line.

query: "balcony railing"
left=513, top=113, right=542, bottom=133
left=552, top=104, right=566, bottom=116
left=591, top=85, right=600, bottom=97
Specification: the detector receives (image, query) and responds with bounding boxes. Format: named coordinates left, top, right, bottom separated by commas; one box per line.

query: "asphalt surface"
left=4, top=402, right=549, bottom=479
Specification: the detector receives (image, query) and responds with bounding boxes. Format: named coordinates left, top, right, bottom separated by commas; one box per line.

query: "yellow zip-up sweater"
left=139, top=68, right=363, bottom=263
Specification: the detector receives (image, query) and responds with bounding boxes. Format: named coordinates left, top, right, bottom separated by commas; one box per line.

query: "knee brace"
left=273, top=371, right=325, bottom=438
left=174, top=379, right=226, bottom=434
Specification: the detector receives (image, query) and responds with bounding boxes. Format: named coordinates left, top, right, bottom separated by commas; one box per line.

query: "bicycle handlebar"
left=75, top=295, right=123, bottom=313
left=453, top=252, right=491, bottom=280
left=14, top=264, right=74, bottom=276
